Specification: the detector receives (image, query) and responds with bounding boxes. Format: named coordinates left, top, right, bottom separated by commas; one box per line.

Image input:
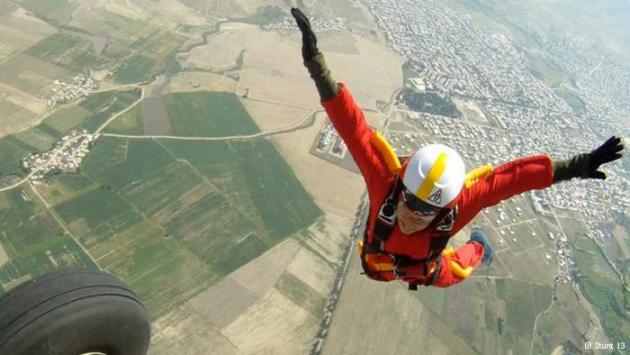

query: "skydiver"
left=290, top=8, right=625, bottom=289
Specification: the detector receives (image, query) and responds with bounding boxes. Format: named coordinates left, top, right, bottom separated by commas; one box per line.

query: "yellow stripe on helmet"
left=415, top=151, right=448, bottom=200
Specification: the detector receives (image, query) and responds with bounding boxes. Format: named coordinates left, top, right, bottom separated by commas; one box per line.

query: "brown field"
left=0, top=242, right=8, bottom=267
left=322, top=250, right=466, bottom=355
left=228, top=238, right=301, bottom=296
left=0, top=8, right=55, bottom=60
left=167, top=71, right=238, bottom=94
left=240, top=97, right=310, bottom=131
left=223, top=288, right=317, bottom=354
left=150, top=309, right=239, bottom=355
left=151, top=216, right=350, bottom=354
left=142, top=96, right=173, bottom=135
left=268, top=111, right=366, bottom=216
left=183, top=29, right=246, bottom=72
left=185, top=278, right=260, bottom=329
left=0, top=81, right=47, bottom=115
left=317, top=30, right=360, bottom=55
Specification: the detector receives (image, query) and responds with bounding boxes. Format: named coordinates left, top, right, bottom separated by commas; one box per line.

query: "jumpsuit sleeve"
left=321, top=83, right=390, bottom=190
left=454, top=154, right=554, bottom=229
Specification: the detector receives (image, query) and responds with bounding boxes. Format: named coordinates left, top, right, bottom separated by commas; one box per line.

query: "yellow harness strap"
left=369, top=131, right=401, bottom=174
left=464, top=164, right=494, bottom=188
left=442, top=247, right=473, bottom=279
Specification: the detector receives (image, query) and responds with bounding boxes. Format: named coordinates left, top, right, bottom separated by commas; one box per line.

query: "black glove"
left=553, top=136, right=625, bottom=183
left=291, top=8, right=319, bottom=62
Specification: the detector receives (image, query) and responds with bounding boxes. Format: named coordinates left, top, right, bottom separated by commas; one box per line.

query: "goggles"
left=401, top=189, right=442, bottom=216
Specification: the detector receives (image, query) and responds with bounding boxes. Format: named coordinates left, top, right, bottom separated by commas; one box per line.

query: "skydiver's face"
left=396, top=199, right=439, bottom=235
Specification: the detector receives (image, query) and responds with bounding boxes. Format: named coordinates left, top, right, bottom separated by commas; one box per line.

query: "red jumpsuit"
left=322, top=83, right=554, bottom=287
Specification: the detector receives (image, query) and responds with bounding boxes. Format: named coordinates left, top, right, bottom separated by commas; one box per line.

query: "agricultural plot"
left=13, top=126, right=57, bottom=152
left=417, top=278, right=551, bottom=354
left=85, top=139, right=175, bottom=189
left=161, top=138, right=322, bottom=241
left=0, top=53, right=72, bottom=95
left=0, top=186, right=95, bottom=293
left=0, top=96, right=36, bottom=132
left=80, top=137, right=128, bottom=177
left=19, top=0, right=75, bottom=22
left=121, top=161, right=201, bottom=215
left=25, top=32, right=106, bottom=72
left=570, top=235, right=630, bottom=344
left=275, top=271, right=326, bottom=318
left=532, top=283, right=594, bottom=353
left=76, top=10, right=156, bottom=57
left=53, top=186, right=143, bottom=249
left=37, top=174, right=97, bottom=206
left=93, top=219, right=219, bottom=318
left=111, top=30, right=186, bottom=84
left=163, top=92, right=260, bottom=137
left=40, top=88, right=141, bottom=136
left=103, top=102, right=144, bottom=135
left=0, top=6, right=56, bottom=60
left=0, top=135, right=35, bottom=176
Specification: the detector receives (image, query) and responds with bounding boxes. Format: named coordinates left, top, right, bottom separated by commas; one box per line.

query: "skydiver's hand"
left=291, top=8, right=319, bottom=62
left=587, top=136, right=624, bottom=179
left=553, top=135, right=625, bottom=183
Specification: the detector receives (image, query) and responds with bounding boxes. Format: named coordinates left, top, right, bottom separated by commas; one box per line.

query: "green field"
left=13, top=127, right=57, bottom=152
left=0, top=136, right=35, bottom=177
left=84, top=139, right=175, bottom=189
left=571, top=236, right=630, bottom=344
left=25, top=32, right=105, bottom=71
left=417, top=278, right=551, bottom=354
left=103, top=102, right=144, bottom=135
left=40, top=88, right=141, bottom=136
left=163, top=92, right=260, bottom=137
left=37, top=174, right=97, bottom=206
left=0, top=186, right=95, bottom=294
left=111, top=30, right=186, bottom=84
left=54, top=186, right=143, bottom=247
left=19, top=0, right=75, bottom=22
left=0, top=96, right=36, bottom=128
left=0, top=53, right=72, bottom=95
left=275, top=271, right=326, bottom=317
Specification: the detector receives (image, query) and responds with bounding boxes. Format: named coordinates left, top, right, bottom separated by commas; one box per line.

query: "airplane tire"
left=0, top=269, right=150, bottom=355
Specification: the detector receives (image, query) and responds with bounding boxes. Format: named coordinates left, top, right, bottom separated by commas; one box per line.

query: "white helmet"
left=402, top=144, right=466, bottom=209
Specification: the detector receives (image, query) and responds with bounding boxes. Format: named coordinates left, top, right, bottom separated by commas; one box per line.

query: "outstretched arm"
left=291, top=8, right=339, bottom=101
left=291, top=8, right=390, bottom=188
left=455, top=136, right=625, bottom=230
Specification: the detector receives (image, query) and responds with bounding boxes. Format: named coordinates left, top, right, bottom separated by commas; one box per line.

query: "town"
left=46, top=74, right=98, bottom=107
left=22, top=130, right=100, bottom=183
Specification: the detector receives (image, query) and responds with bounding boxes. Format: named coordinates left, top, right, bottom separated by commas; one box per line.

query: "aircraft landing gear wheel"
left=0, top=269, right=151, bottom=355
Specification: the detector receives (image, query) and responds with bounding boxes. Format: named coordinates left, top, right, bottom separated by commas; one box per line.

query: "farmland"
left=103, top=102, right=144, bottom=135
left=29, top=85, right=322, bottom=316
left=38, top=112, right=321, bottom=317
left=25, top=32, right=106, bottom=72
left=0, top=89, right=141, bottom=178
left=0, top=186, right=95, bottom=294
left=163, top=92, right=260, bottom=137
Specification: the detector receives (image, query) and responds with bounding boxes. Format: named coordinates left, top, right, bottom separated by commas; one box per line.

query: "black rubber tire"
left=0, top=269, right=151, bottom=355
